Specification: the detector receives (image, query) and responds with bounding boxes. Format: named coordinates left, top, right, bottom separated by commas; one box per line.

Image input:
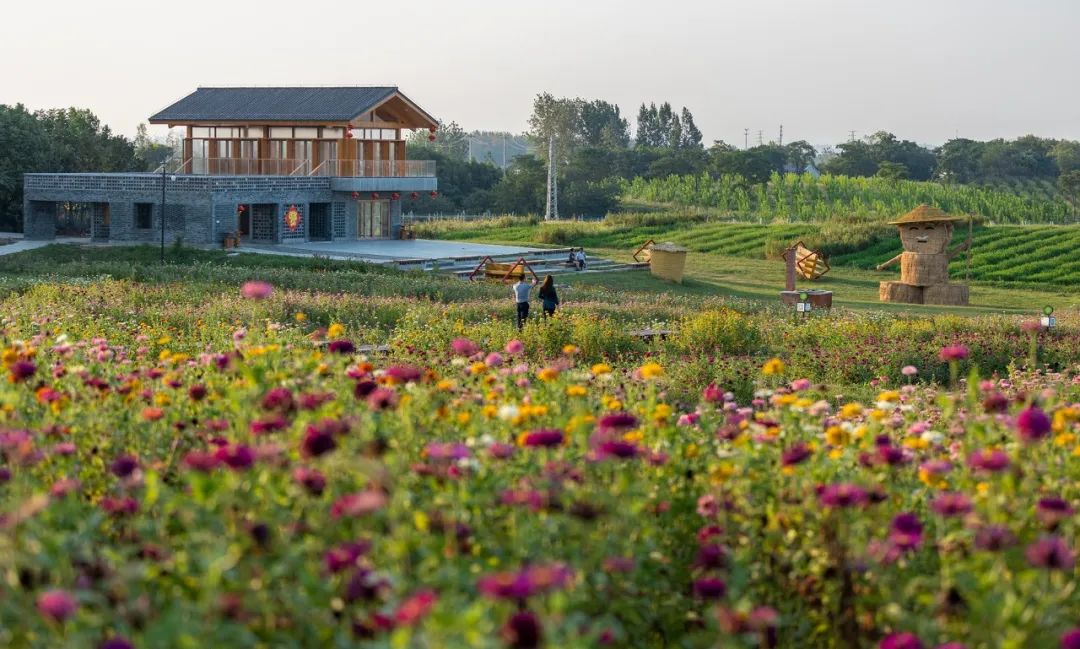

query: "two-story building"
left=23, top=86, right=439, bottom=244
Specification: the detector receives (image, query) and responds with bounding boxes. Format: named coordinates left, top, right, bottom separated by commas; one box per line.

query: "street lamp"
left=160, top=167, right=176, bottom=262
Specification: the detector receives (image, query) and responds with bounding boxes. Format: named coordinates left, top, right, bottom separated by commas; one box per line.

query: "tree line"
left=0, top=104, right=171, bottom=231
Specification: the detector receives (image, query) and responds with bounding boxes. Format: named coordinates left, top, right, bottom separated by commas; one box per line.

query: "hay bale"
left=880, top=281, right=924, bottom=304
left=649, top=243, right=688, bottom=283
left=923, top=283, right=969, bottom=306
left=899, top=252, right=950, bottom=286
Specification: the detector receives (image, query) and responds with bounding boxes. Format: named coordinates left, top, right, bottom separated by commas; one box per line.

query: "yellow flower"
left=469, top=362, right=487, bottom=375
left=976, top=482, right=990, bottom=495
left=565, top=385, right=588, bottom=397
left=482, top=405, right=497, bottom=419
left=869, top=409, right=887, bottom=421
left=591, top=363, right=612, bottom=376
left=456, top=411, right=471, bottom=425
left=825, top=426, right=849, bottom=447
left=876, top=390, right=901, bottom=403
left=840, top=403, right=864, bottom=419
left=602, top=395, right=623, bottom=410
left=436, top=379, right=456, bottom=391
left=1054, top=432, right=1076, bottom=447
left=1, top=348, right=18, bottom=366
left=294, top=312, right=307, bottom=322
left=156, top=335, right=172, bottom=345
left=761, top=358, right=785, bottom=376
left=537, top=367, right=559, bottom=382
left=622, top=430, right=644, bottom=443
left=773, top=394, right=797, bottom=407
left=684, top=443, right=699, bottom=459
left=653, top=403, right=673, bottom=420
left=827, top=449, right=844, bottom=460
left=639, top=362, right=664, bottom=380
left=562, top=344, right=579, bottom=355
left=327, top=323, right=345, bottom=338
left=902, top=437, right=929, bottom=450
left=709, top=463, right=736, bottom=484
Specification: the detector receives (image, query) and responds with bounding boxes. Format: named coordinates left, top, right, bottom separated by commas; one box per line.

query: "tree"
left=783, top=141, right=816, bottom=173
left=1060, top=170, right=1080, bottom=217
left=490, top=155, right=547, bottom=215
left=936, top=139, right=984, bottom=183
left=407, top=121, right=468, bottom=161
left=667, top=113, right=683, bottom=149
left=875, top=161, right=909, bottom=180
left=1051, top=140, right=1080, bottom=176
left=0, top=104, right=53, bottom=231
left=635, top=103, right=661, bottom=148
left=680, top=107, right=703, bottom=149
left=133, top=123, right=176, bottom=171
left=527, top=93, right=582, bottom=166
left=579, top=100, right=630, bottom=149
left=34, top=108, right=138, bottom=173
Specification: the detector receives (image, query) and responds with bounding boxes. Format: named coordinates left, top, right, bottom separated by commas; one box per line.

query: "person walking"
left=538, top=275, right=559, bottom=318
left=513, top=276, right=533, bottom=330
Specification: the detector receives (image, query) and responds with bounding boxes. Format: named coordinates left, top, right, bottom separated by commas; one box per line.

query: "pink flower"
left=697, top=494, right=719, bottom=517
left=790, top=378, right=811, bottom=391
left=37, top=589, right=77, bottom=622
left=505, top=339, right=524, bottom=355
left=241, top=281, right=273, bottom=300
left=484, top=352, right=504, bottom=367
left=901, top=365, right=918, bottom=377
left=1061, top=628, right=1080, bottom=649
left=451, top=338, right=479, bottom=356
left=703, top=383, right=724, bottom=403
left=880, top=633, right=924, bottom=649
left=939, top=344, right=969, bottom=362
left=330, top=490, right=388, bottom=518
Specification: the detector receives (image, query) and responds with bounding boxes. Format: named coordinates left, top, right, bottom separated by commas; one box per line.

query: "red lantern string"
left=344, top=127, right=353, bottom=139
left=371, top=193, right=380, bottom=200
left=351, top=192, right=360, bottom=200
left=391, top=192, right=400, bottom=200
left=410, top=192, right=419, bottom=199
left=430, top=191, right=438, bottom=198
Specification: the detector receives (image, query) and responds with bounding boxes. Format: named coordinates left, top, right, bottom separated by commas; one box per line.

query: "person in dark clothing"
left=538, top=275, right=559, bottom=317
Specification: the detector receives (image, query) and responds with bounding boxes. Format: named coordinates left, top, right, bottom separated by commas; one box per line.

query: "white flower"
left=497, top=404, right=519, bottom=421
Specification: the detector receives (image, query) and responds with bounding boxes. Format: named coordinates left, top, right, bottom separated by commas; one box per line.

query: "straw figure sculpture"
left=877, top=205, right=971, bottom=306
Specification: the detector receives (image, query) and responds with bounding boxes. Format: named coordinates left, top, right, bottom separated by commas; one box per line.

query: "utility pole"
left=545, top=134, right=558, bottom=220
left=502, top=134, right=507, bottom=169
left=779, top=124, right=783, bottom=147
left=744, top=128, right=749, bottom=150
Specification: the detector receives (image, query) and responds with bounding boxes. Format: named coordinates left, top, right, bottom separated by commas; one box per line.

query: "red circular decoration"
left=391, top=192, right=400, bottom=200
left=283, top=205, right=301, bottom=231
left=344, top=127, right=353, bottom=139
left=351, top=192, right=359, bottom=200
left=410, top=192, right=419, bottom=200
left=237, top=205, right=246, bottom=213
left=371, top=193, right=380, bottom=199
left=430, top=191, right=438, bottom=198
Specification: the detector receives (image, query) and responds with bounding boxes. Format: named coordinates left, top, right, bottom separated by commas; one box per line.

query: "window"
left=322, top=127, right=343, bottom=139
left=240, top=140, right=258, bottom=159
left=192, top=127, right=210, bottom=138
left=269, top=127, right=292, bottom=139
left=247, top=126, right=264, bottom=138
left=294, top=127, right=318, bottom=138
left=216, top=140, right=233, bottom=158
left=269, top=141, right=288, bottom=159
left=318, top=141, right=337, bottom=163
left=134, top=203, right=153, bottom=229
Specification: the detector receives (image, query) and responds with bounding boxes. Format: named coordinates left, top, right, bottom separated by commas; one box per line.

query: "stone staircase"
left=389, top=247, right=649, bottom=279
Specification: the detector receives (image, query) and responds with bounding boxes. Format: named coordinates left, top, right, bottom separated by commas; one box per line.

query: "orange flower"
left=141, top=406, right=165, bottom=422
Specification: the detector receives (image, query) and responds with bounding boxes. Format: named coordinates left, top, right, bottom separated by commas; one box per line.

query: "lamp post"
left=160, top=163, right=166, bottom=263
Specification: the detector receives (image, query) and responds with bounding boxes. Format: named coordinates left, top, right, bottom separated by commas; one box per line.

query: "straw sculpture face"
left=899, top=222, right=953, bottom=254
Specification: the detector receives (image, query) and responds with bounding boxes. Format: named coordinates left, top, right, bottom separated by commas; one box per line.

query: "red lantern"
left=430, top=191, right=438, bottom=198
left=391, top=192, right=400, bottom=200
left=237, top=204, right=246, bottom=213
left=371, top=192, right=380, bottom=199
left=344, top=127, right=353, bottom=139
left=410, top=192, right=419, bottom=200
left=351, top=192, right=360, bottom=200
left=428, top=134, right=436, bottom=142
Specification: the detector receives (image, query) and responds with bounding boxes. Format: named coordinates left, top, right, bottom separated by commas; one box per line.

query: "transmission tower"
left=545, top=134, right=558, bottom=220
left=778, top=124, right=783, bottom=147
left=757, top=130, right=764, bottom=146
left=744, top=128, right=749, bottom=150
left=848, top=130, right=857, bottom=143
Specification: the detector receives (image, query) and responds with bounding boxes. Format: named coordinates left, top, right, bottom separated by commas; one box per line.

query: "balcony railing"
left=175, top=158, right=435, bottom=178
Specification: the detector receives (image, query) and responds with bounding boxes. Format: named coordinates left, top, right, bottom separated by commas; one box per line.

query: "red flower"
left=183, top=450, right=221, bottom=472
left=292, top=466, right=327, bottom=495
left=522, top=429, right=564, bottom=448
left=393, top=589, right=437, bottom=626
left=938, top=344, right=969, bottom=362
left=1017, top=406, right=1051, bottom=443
left=330, top=490, right=388, bottom=518
left=366, top=387, right=399, bottom=411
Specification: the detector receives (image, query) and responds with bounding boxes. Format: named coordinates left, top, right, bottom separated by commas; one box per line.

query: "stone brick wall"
left=91, top=203, right=110, bottom=241
left=332, top=202, right=347, bottom=239
left=23, top=201, right=56, bottom=240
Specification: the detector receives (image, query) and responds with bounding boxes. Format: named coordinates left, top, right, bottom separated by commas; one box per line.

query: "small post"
left=785, top=247, right=797, bottom=291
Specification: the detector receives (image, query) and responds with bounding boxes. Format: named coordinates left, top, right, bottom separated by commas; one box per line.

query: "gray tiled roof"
left=149, top=87, right=400, bottom=122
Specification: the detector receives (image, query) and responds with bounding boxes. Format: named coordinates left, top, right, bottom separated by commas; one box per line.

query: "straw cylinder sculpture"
left=648, top=243, right=688, bottom=283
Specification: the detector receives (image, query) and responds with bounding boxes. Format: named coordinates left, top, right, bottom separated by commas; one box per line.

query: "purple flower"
left=182, top=450, right=221, bottom=472
left=594, top=440, right=640, bottom=460
left=982, top=392, right=1009, bottom=413
left=973, top=524, right=1016, bottom=552
left=1025, top=536, right=1075, bottom=570
left=36, top=589, right=77, bottom=622
left=595, top=412, right=639, bottom=435
left=366, top=387, right=398, bottom=411
left=478, top=564, right=573, bottom=600
left=968, top=448, right=1010, bottom=472
left=108, top=454, right=139, bottom=478
left=451, top=338, right=479, bottom=357
left=889, top=513, right=923, bottom=550
left=327, top=339, right=356, bottom=355
left=214, top=444, right=255, bottom=471
left=301, top=426, right=337, bottom=458
left=384, top=364, right=423, bottom=384
left=98, top=637, right=135, bottom=649
left=818, top=483, right=868, bottom=508
left=241, top=280, right=273, bottom=299
left=522, top=429, right=564, bottom=448
left=324, top=540, right=372, bottom=573
left=425, top=442, right=471, bottom=462
left=260, top=387, right=295, bottom=413
left=9, top=360, right=37, bottom=383
left=489, top=442, right=516, bottom=459
left=502, top=610, right=542, bottom=649
left=692, top=577, right=727, bottom=599
left=1061, top=628, right=1080, bottom=649
left=880, top=633, right=924, bottom=649
left=292, top=466, right=326, bottom=495
left=1017, top=406, right=1052, bottom=443
left=939, top=344, right=969, bottom=362
left=780, top=442, right=812, bottom=467
left=693, top=544, right=727, bottom=569
left=1036, top=496, right=1075, bottom=526
left=930, top=492, right=972, bottom=518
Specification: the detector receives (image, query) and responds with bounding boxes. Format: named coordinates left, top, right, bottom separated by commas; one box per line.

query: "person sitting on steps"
left=575, top=248, right=587, bottom=271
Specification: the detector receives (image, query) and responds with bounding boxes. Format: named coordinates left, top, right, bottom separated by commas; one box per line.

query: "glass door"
left=357, top=201, right=390, bottom=238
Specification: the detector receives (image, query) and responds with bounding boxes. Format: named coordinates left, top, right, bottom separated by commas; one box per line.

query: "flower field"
left=3, top=254, right=1080, bottom=647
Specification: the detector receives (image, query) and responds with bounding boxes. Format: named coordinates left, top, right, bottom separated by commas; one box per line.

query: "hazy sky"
left=3, top=0, right=1077, bottom=147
